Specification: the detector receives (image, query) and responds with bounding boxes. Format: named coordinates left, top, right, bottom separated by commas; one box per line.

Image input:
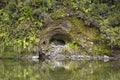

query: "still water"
left=0, top=59, right=120, bottom=80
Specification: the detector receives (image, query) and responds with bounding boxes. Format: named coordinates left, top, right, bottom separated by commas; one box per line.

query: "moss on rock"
left=39, top=16, right=111, bottom=55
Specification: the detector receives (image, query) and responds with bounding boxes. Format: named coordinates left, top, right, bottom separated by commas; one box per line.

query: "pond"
left=0, top=59, right=120, bottom=80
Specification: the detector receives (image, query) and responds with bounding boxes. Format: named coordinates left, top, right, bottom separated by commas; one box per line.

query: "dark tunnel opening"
left=50, top=38, right=66, bottom=45
left=49, top=33, right=72, bottom=45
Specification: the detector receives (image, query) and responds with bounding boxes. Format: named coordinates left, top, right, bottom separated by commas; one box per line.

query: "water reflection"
left=0, top=59, right=120, bottom=80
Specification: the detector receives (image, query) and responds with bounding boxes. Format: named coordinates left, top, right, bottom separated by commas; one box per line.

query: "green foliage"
left=93, top=44, right=111, bottom=55
left=102, top=27, right=120, bottom=46
left=0, top=0, right=43, bottom=53
left=51, top=9, right=66, bottom=19
left=66, top=41, right=80, bottom=51
left=0, top=0, right=120, bottom=56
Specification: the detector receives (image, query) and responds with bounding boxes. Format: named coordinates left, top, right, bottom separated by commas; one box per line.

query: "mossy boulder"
left=39, top=16, right=111, bottom=55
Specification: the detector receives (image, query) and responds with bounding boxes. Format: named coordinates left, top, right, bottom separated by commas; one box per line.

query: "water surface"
left=0, top=59, right=120, bottom=80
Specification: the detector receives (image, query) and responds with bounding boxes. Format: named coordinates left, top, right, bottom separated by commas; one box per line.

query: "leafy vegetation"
left=0, top=0, right=120, bottom=56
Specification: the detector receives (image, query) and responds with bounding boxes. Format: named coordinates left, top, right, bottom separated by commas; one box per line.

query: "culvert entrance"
left=49, top=33, right=72, bottom=45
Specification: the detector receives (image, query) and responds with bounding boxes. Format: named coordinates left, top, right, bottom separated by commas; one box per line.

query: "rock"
left=48, top=53, right=66, bottom=60
left=39, top=53, right=46, bottom=60
left=31, top=56, right=39, bottom=59
left=41, top=13, right=53, bottom=25
left=38, top=16, right=110, bottom=56
left=104, top=55, right=109, bottom=59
